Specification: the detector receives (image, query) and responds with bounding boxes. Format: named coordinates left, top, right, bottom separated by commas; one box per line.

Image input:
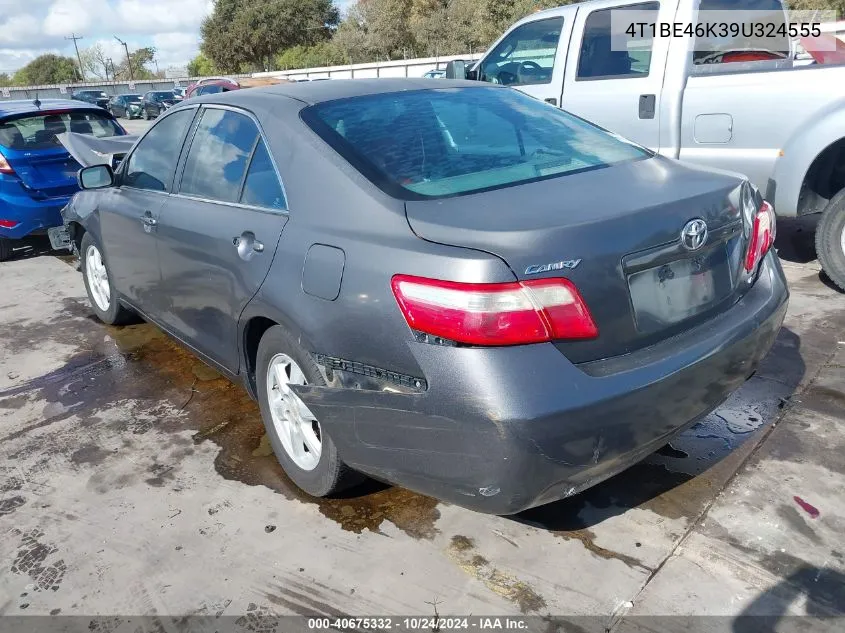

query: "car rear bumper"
left=0, top=186, right=69, bottom=240
left=294, top=253, right=789, bottom=514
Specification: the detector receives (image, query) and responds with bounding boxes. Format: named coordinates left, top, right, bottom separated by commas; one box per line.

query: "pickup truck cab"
left=454, top=0, right=845, bottom=289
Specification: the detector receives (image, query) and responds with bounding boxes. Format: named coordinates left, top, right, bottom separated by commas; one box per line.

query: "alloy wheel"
left=266, top=353, right=322, bottom=471
left=85, top=244, right=110, bottom=312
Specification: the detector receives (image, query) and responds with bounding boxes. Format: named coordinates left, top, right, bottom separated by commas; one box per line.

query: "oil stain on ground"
left=447, top=535, right=547, bottom=614
left=1, top=296, right=440, bottom=539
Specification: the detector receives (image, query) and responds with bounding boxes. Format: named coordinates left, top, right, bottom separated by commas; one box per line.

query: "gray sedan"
left=63, top=79, right=788, bottom=514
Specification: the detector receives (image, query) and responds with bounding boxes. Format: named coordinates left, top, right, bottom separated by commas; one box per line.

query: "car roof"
left=192, top=78, right=499, bottom=108
left=0, top=99, right=108, bottom=118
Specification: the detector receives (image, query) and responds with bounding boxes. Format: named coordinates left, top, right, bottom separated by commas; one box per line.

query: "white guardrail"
left=253, top=53, right=484, bottom=81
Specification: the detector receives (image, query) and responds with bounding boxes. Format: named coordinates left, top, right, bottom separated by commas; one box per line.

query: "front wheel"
left=255, top=325, right=361, bottom=496
left=816, top=189, right=845, bottom=292
left=80, top=233, right=135, bottom=325
left=143, top=108, right=150, bottom=121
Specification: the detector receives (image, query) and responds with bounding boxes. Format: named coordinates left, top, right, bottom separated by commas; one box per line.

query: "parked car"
left=172, top=87, right=187, bottom=100
left=108, top=94, right=143, bottom=119
left=61, top=80, right=788, bottom=514
left=185, top=79, right=240, bottom=99
left=141, top=90, right=179, bottom=120
left=422, top=69, right=446, bottom=79
left=447, top=0, right=845, bottom=290
left=0, top=99, right=124, bottom=261
left=71, top=90, right=110, bottom=109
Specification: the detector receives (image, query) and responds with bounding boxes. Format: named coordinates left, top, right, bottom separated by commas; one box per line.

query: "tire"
left=143, top=108, right=150, bottom=121
left=815, top=189, right=845, bottom=292
left=0, top=238, right=11, bottom=262
left=256, top=325, right=361, bottom=497
left=80, top=233, right=134, bottom=325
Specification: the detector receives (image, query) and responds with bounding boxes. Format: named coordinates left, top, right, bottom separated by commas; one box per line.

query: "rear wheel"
left=143, top=108, right=150, bottom=121
left=816, top=189, right=845, bottom=292
left=80, top=233, right=134, bottom=325
left=0, top=238, right=11, bottom=262
left=256, top=325, right=361, bottom=496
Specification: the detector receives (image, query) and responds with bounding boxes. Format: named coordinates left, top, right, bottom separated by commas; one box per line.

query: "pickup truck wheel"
left=815, top=189, right=845, bottom=292
left=0, top=238, right=12, bottom=262
left=256, top=325, right=362, bottom=497
left=80, top=233, right=135, bottom=325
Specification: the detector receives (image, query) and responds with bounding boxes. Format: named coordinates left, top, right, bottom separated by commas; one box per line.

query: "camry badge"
left=681, top=219, right=708, bottom=251
left=525, top=259, right=582, bottom=275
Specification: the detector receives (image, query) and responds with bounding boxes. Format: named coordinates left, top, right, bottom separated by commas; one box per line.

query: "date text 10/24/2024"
left=307, top=617, right=530, bottom=630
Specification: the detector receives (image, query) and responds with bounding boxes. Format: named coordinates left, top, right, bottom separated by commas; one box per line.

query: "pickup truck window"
left=302, top=87, right=649, bottom=200
left=479, top=17, right=564, bottom=86
left=577, top=2, right=659, bottom=80
left=691, top=0, right=790, bottom=71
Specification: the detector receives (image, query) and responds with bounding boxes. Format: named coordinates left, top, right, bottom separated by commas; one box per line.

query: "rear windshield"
left=80, top=91, right=107, bottom=98
left=152, top=91, right=175, bottom=99
left=123, top=95, right=142, bottom=102
left=0, top=111, right=123, bottom=151
left=301, top=87, right=649, bottom=199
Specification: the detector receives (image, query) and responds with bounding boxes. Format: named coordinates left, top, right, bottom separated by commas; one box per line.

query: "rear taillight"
left=744, top=201, right=776, bottom=273
left=0, top=219, right=19, bottom=228
left=391, top=274, right=598, bottom=346
left=0, top=154, right=14, bottom=175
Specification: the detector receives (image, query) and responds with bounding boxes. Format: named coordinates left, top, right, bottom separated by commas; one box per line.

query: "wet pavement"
left=0, top=222, right=843, bottom=623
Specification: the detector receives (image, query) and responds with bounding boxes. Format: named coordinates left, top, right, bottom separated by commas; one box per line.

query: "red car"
left=184, top=78, right=240, bottom=99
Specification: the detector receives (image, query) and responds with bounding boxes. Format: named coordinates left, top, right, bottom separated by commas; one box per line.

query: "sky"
left=0, top=0, right=355, bottom=76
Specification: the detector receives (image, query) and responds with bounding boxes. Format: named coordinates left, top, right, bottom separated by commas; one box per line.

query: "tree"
left=79, top=44, right=111, bottom=80
left=13, top=54, right=80, bottom=86
left=187, top=53, right=218, bottom=77
left=364, top=0, right=415, bottom=59
left=201, top=0, right=339, bottom=72
left=0, top=73, right=12, bottom=87
left=113, top=47, right=157, bottom=81
left=276, top=42, right=347, bottom=70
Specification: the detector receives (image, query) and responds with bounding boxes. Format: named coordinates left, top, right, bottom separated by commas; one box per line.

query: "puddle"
left=1, top=297, right=441, bottom=539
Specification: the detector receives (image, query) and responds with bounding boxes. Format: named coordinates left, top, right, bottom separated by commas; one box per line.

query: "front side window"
left=123, top=109, right=194, bottom=192
left=302, top=87, right=648, bottom=199
left=0, top=111, right=123, bottom=150
left=180, top=108, right=259, bottom=203
left=577, top=3, right=659, bottom=80
left=480, top=17, right=564, bottom=86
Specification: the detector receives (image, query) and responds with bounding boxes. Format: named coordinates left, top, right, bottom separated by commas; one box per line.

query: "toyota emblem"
left=681, top=219, right=708, bottom=251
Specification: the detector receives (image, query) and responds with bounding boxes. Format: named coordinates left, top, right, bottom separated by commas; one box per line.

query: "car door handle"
left=233, top=232, right=264, bottom=259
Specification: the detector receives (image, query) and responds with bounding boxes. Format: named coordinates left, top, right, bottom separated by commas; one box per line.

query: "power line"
left=66, top=33, right=85, bottom=81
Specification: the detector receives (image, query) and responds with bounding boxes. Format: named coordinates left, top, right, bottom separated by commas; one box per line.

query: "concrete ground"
left=0, top=216, right=843, bottom=630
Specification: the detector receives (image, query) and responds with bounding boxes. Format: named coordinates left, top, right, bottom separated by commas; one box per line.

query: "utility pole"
left=66, top=33, right=85, bottom=81
left=114, top=36, right=133, bottom=80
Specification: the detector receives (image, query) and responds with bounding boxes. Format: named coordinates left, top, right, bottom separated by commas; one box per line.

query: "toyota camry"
left=61, top=79, right=788, bottom=514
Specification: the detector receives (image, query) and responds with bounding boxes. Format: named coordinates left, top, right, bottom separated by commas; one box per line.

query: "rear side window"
left=480, top=17, right=564, bottom=86
left=577, top=2, right=659, bottom=80
left=302, top=87, right=648, bottom=200
left=179, top=108, right=259, bottom=203
left=240, top=140, right=286, bottom=209
left=0, top=112, right=123, bottom=150
left=123, top=109, right=194, bottom=192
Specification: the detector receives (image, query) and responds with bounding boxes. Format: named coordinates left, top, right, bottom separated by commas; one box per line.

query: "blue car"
left=0, top=99, right=125, bottom=260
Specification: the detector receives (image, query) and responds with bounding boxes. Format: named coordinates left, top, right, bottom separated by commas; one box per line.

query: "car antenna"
left=33, top=92, right=41, bottom=109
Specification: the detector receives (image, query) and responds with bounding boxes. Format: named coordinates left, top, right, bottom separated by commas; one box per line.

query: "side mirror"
left=78, top=164, right=115, bottom=190
left=444, top=60, right=467, bottom=80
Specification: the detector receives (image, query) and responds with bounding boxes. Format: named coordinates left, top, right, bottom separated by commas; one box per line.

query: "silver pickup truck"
left=449, top=0, right=845, bottom=289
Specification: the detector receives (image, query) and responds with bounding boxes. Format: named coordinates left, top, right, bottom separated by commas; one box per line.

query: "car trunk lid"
left=404, top=157, right=749, bottom=362
left=3, top=146, right=80, bottom=198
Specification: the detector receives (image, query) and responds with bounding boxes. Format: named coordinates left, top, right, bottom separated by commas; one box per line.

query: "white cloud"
left=4, top=0, right=215, bottom=72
